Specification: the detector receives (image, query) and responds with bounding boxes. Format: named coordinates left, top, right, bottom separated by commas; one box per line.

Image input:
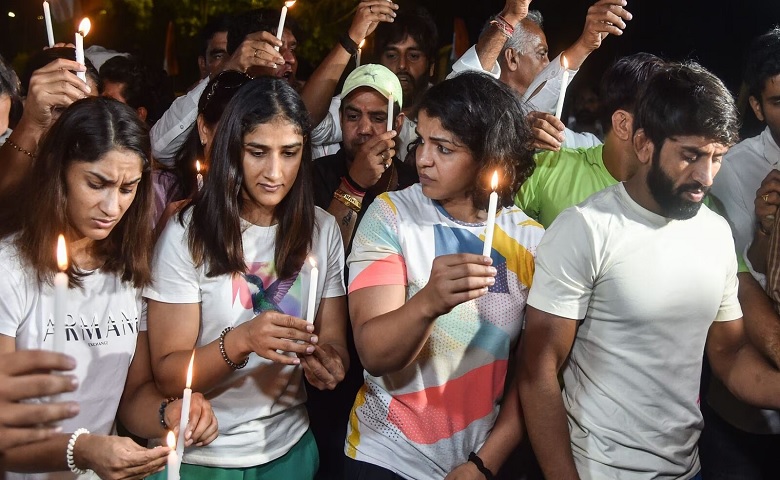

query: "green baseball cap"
left=340, top=64, right=403, bottom=109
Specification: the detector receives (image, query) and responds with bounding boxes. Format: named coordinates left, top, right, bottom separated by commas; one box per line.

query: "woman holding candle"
left=0, top=97, right=218, bottom=480
left=145, top=77, right=348, bottom=479
left=344, top=71, right=543, bottom=479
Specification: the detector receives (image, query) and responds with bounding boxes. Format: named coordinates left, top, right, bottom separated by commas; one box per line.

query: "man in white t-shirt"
left=519, top=62, right=780, bottom=480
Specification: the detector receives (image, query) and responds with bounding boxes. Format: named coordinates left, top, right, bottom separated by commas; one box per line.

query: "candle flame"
left=358, top=39, right=365, bottom=49
left=309, top=256, right=317, bottom=269
left=562, top=54, right=568, bottom=70
left=196, top=160, right=201, bottom=173
left=490, top=171, right=499, bottom=190
left=56, top=235, right=68, bottom=271
left=78, top=18, right=91, bottom=37
left=185, top=351, right=195, bottom=388
left=285, top=1, right=296, bottom=8
left=166, top=431, right=176, bottom=449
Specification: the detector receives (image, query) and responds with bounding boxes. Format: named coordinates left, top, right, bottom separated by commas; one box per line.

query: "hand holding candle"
left=53, top=235, right=68, bottom=353
left=275, top=1, right=296, bottom=51
left=306, top=257, right=318, bottom=324
left=43, top=2, right=55, bottom=47
left=196, top=161, right=204, bottom=191
left=74, top=18, right=91, bottom=83
left=554, top=55, right=570, bottom=119
left=166, top=431, right=179, bottom=480
left=482, top=171, right=499, bottom=257
left=175, top=352, right=195, bottom=464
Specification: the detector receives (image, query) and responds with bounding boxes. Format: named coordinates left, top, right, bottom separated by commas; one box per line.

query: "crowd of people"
left=0, top=0, right=779, bottom=479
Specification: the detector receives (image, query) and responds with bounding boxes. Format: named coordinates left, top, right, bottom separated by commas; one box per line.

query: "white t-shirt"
left=528, top=183, right=742, bottom=480
left=346, top=184, right=544, bottom=479
left=143, top=207, right=345, bottom=468
left=0, top=237, right=141, bottom=480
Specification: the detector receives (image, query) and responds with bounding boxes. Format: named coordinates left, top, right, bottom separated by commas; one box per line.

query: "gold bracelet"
left=333, top=189, right=361, bottom=213
left=5, top=138, right=36, bottom=158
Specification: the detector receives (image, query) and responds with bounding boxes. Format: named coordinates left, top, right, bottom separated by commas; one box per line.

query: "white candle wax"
left=166, top=431, right=179, bottom=480
left=53, top=272, right=67, bottom=352
left=386, top=93, right=394, bottom=132
left=176, top=352, right=194, bottom=463
left=176, top=388, right=191, bottom=462
left=275, top=2, right=293, bottom=51
left=482, top=191, right=498, bottom=257
left=43, top=2, right=54, bottom=47
left=356, top=49, right=362, bottom=68
left=75, top=33, right=85, bottom=82
left=196, top=160, right=203, bottom=191
left=306, top=259, right=319, bottom=324
left=53, top=234, right=68, bottom=353
left=554, top=57, right=570, bottom=119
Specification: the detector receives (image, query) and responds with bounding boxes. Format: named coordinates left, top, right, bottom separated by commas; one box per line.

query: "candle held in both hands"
left=482, top=172, right=499, bottom=257
left=306, top=257, right=318, bottom=324
left=275, top=1, right=296, bottom=51
left=43, top=2, right=54, bottom=47
left=554, top=55, right=570, bottom=120
left=175, top=351, right=195, bottom=467
left=74, top=18, right=91, bottom=83
left=53, top=235, right=68, bottom=353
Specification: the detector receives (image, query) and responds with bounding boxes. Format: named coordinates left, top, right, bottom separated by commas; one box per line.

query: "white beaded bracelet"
left=66, top=428, right=90, bottom=475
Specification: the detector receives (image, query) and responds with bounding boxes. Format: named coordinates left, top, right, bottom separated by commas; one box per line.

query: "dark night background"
left=2, top=0, right=779, bottom=128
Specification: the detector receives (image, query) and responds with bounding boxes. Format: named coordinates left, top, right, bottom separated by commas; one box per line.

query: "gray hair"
left=501, top=10, right=544, bottom=57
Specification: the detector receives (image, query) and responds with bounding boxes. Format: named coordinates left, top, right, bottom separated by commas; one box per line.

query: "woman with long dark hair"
left=0, top=97, right=217, bottom=480
left=145, top=77, right=349, bottom=479
left=344, top=72, right=544, bottom=479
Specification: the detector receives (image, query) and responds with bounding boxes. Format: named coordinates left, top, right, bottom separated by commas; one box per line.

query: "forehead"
left=207, top=31, right=228, bottom=51
left=72, top=148, right=143, bottom=175
left=282, top=28, right=297, bottom=45
left=244, top=117, right=302, bottom=142
left=662, top=135, right=730, bottom=155
left=384, top=35, right=423, bottom=52
left=761, top=73, right=780, bottom=97
left=343, top=87, right=388, bottom=110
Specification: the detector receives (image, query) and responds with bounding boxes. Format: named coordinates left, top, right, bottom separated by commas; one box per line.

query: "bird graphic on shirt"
left=242, top=273, right=297, bottom=315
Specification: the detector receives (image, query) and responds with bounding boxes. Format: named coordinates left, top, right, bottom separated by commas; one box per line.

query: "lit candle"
left=53, top=235, right=68, bottom=353
left=275, top=1, right=296, bottom=51
left=386, top=93, right=394, bottom=132
left=306, top=257, right=318, bottom=324
left=43, top=2, right=54, bottom=47
left=356, top=39, right=365, bottom=68
left=554, top=55, right=570, bottom=119
left=196, top=160, right=203, bottom=191
left=175, top=352, right=194, bottom=465
left=166, top=431, right=179, bottom=480
left=482, top=171, right=499, bottom=257
left=74, top=18, right=91, bottom=83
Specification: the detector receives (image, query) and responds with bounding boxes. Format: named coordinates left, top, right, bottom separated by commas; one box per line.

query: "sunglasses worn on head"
left=199, top=70, right=252, bottom=114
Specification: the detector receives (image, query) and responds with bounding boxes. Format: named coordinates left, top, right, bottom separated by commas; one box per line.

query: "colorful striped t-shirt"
left=345, top=184, right=544, bottom=479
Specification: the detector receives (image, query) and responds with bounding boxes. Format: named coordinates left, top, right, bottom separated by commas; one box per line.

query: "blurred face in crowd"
left=65, top=148, right=143, bottom=242
left=503, top=19, right=549, bottom=95
left=750, top=73, right=780, bottom=145
left=340, top=87, right=391, bottom=160
left=380, top=35, right=432, bottom=107
left=200, top=31, right=229, bottom=78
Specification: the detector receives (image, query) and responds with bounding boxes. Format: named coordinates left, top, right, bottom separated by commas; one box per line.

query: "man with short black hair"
left=197, top=15, right=231, bottom=79
left=519, top=62, right=780, bottom=480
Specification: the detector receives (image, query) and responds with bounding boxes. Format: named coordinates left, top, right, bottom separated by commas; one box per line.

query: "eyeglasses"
left=199, top=70, right=252, bottom=115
